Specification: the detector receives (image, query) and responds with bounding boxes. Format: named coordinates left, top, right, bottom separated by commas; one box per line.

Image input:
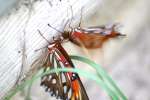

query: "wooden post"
left=0, top=0, right=102, bottom=98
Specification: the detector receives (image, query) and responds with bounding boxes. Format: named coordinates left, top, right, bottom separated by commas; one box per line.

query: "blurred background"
left=0, top=0, right=149, bottom=100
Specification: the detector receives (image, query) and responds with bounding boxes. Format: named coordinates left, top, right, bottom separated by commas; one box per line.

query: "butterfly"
left=38, top=30, right=89, bottom=100
left=49, top=23, right=126, bottom=49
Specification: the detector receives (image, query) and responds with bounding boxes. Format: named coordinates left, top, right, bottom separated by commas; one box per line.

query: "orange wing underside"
left=71, top=80, right=80, bottom=100
left=71, top=79, right=90, bottom=100
left=71, top=31, right=107, bottom=49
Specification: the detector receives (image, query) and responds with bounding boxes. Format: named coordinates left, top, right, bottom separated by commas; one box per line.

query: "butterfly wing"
left=41, top=53, right=71, bottom=99
left=41, top=43, right=89, bottom=100
left=70, top=24, right=124, bottom=49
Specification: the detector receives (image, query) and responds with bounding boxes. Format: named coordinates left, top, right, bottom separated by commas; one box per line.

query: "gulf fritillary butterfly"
left=38, top=30, right=89, bottom=100
left=48, top=23, right=125, bottom=49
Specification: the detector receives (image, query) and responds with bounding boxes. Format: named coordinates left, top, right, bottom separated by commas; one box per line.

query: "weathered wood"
left=0, top=0, right=102, bottom=99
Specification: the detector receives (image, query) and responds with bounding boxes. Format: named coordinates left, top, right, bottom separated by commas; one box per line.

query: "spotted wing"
left=41, top=48, right=89, bottom=100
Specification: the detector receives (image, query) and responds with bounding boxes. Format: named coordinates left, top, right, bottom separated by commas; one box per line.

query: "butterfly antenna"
left=68, top=5, right=73, bottom=29
left=79, top=7, right=84, bottom=27
left=37, top=29, right=50, bottom=44
left=48, top=24, right=64, bottom=34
